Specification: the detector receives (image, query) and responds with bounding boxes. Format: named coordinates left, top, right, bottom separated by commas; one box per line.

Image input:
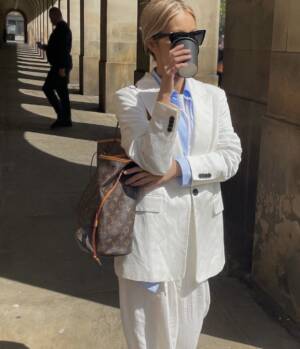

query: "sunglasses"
left=152, top=29, right=206, bottom=46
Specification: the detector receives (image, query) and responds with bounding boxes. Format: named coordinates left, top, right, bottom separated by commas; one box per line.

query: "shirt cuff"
left=176, top=157, right=192, bottom=186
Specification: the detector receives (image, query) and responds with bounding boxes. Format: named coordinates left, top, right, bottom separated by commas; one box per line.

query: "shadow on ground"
left=0, top=43, right=119, bottom=308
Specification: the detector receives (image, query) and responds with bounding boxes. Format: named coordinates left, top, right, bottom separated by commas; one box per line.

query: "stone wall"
left=99, top=0, right=137, bottom=113
left=252, top=0, right=300, bottom=323
left=69, top=0, right=81, bottom=87
left=81, top=0, right=100, bottom=96
left=224, top=0, right=300, bottom=323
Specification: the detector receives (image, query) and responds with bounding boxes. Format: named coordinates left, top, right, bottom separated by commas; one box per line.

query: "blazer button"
left=193, top=188, right=199, bottom=196
left=198, top=173, right=212, bottom=179
left=167, top=126, right=173, bottom=132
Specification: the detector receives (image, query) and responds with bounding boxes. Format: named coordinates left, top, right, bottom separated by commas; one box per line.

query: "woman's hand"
left=157, top=44, right=191, bottom=105
left=124, top=161, right=181, bottom=190
left=161, top=44, right=191, bottom=78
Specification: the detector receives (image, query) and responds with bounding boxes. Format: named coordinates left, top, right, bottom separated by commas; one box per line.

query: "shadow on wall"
left=0, top=342, right=30, bottom=349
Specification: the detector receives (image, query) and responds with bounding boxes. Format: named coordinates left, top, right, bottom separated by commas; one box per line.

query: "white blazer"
left=113, top=73, right=242, bottom=283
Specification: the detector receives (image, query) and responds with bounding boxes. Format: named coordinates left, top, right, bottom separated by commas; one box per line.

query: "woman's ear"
left=147, top=39, right=158, bottom=57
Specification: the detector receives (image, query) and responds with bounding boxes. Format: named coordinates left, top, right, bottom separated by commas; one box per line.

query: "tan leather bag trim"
left=99, top=155, right=131, bottom=163
left=97, top=138, right=121, bottom=144
left=91, top=170, right=124, bottom=264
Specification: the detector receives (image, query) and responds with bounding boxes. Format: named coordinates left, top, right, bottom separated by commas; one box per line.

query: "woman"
left=114, top=1, right=242, bottom=348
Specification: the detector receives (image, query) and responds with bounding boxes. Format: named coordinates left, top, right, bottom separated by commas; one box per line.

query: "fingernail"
left=124, top=171, right=127, bottom=174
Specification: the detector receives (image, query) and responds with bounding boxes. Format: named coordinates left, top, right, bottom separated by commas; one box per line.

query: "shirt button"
left=193, top=188, right=199, bottom=196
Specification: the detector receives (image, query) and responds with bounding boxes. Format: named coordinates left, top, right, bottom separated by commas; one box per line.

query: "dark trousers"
left=42, top=67, right=71, bottom=122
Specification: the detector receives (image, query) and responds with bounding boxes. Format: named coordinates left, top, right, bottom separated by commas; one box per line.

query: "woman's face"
left=148, top=10, right=197, bottom=65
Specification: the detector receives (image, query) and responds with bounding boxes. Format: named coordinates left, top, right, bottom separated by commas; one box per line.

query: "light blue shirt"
left=152, top=69, right=194, bottom=186
left=141, top=70, right=195, bottom=293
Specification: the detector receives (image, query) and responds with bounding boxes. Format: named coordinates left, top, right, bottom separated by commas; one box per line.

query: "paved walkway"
left=0, top=43, right=299, bottom=349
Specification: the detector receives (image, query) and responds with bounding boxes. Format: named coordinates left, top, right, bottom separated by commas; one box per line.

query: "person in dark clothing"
left=38, top=7, right=73, bottom=129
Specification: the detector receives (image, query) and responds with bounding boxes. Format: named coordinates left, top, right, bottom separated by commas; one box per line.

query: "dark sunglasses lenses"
left=152, top=30, right=206, bottom=46
left=194, top=31, right=206, bottom=45
left=170, top=30, right=206, bottom=45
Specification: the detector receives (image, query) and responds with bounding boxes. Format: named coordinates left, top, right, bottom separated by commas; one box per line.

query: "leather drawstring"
left=89, top=151, right=97, bottom=178
left=91, top=170, right=124, bottom=265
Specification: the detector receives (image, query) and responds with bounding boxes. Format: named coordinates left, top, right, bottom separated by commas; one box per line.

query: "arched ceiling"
left=0, top=0, right=57, bottom=22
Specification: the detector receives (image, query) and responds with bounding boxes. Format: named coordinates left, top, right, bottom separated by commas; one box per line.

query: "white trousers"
left=118, top=277, right=210, bottom=349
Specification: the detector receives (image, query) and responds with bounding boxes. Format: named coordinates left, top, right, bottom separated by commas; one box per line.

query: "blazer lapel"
left=189, top=79, right=214, bottom=155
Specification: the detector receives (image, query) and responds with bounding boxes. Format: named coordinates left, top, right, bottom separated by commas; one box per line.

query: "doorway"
left=5, top=11, right=27, bottom=43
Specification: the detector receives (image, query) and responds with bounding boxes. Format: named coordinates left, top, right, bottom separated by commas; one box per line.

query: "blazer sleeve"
left=115, top=87, right=180, bottom=175
left=187, top=89, right=242, bottom=185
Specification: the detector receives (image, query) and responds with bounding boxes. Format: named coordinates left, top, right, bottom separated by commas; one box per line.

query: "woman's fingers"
left=129, top=175, right=159, bottom=187
left=163, top=46, right=191, bottom=75
left=169, top=44, right=185, bottom=54
left=171, top=48, right=191, bottom=57
left=173, top=54, right=192, bottom=63
left=123, top=166, right=144, bottom=175
left=160, top=44, right=192, bottom=78
left=125, top=171, right=160, bottom=187
left=125, top=171, right=154, bottom=185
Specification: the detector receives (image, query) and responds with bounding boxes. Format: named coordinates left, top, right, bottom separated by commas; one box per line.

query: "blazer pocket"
left=136, top=195, right=162, bottom=213
left=213, top=194, right=224, bottom=215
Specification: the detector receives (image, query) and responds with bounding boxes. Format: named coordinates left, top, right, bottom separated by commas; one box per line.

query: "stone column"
left=27, top=13, right=36, bottom=46
left=0, top=9, right=4, bottom=47
left=35, top=4, right=41, bottom=46
left=99, top=0, right=137, bottom=112
left=80, top=0, right=100, bottom=96
left=47, top=0, right=53, bottom=43
left=27, top=7, right=37, bottom=47
left=43, top=0, right=48, bottom=44
left=252, top=0, right=300, bottom=324
left=37, top=0, right=44, bottom=56
left=222, top=0, right=275, bottom=274
left=40, top=0, right=48, bottom=58
left=134, top=0, right=150, bottom=83
left=69, top=0, right=81, bottom=88
left=59, top=0, right=69, bottom=24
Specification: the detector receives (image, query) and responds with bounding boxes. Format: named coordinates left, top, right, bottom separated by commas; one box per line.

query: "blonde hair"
left=140, top=0, right=196, bottom=53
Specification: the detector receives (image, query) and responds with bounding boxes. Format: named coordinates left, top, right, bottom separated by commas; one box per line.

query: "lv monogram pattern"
left=78, top=139, right=138, bottom=258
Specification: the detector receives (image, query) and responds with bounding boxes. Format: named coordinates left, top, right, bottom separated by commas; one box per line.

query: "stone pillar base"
left=99, top=61, right=136, bottom=114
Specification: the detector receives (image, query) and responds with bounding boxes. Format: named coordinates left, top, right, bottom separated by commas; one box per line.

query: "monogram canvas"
left=77, top=139, right=138, bottom=262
